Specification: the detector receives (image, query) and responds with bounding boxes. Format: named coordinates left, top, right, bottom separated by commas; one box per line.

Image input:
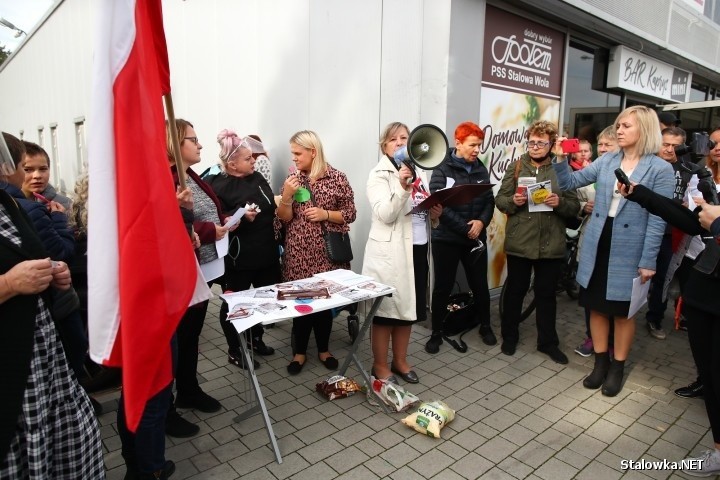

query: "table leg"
left=337, top=296, right=392, bottom=414
left=232, top=337, right=283, bottom=464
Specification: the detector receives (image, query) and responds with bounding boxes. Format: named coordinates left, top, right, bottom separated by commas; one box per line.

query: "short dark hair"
left=661, top=126, right=686, bottom=142
left=2, top=132, right=25, bottom=168
left=22, top=141, right=51, bottom=167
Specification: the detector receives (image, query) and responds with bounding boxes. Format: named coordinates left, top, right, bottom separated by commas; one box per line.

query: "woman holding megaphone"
left=362, top=122, right=442, bottom=383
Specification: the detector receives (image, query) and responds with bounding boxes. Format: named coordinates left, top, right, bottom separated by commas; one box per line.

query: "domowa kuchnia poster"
left=479, top=5, right=565, bottom=288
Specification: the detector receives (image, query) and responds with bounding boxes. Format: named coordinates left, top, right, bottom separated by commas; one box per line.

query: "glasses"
left=224, top=139, right=251, bottom=161
left=527, top=141, right=550, bottom=149
left=183, top=136, right=199, bottom=145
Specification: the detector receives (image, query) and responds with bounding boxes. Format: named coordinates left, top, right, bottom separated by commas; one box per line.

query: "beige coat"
left=361, top=156, right=435, bottom=321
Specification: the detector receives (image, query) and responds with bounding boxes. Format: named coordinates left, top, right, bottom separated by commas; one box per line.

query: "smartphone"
left=515, top=185, right=527, bottom=197
left=560, top=138, right=580, bottom=154
left=614, top=168, right=631, bottom=188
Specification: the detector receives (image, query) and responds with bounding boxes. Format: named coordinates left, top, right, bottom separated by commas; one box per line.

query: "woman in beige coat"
left=362, top=122, right=441, bottom=384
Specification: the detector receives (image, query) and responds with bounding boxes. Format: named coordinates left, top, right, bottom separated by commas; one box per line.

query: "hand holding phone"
left=614, top=168, right=631, bottom=187
left=560, top=138, right=580, bottom=154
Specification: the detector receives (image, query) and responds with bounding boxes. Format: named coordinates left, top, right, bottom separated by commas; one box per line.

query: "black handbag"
left=322, top=229, right=353, bottom=263
left=306, top=180, right=353, bottom=263
left=442, top=290, right=480, bottom=353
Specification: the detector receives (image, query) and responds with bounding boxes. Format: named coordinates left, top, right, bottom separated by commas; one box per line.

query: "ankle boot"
left=602, top=359, right=625, bottom=397
left=583, top=351, right=610, bottom=389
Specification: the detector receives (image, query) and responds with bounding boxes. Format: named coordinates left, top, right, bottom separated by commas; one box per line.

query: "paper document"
left=200, top=257, right=225, bottom=282
left=216, top=235, right=229, bottom=257
left=527, top=180, right=553, bottom=212
left=628, top=276, right=651, bottom=319
left=224, top=208, right=246, bottom=229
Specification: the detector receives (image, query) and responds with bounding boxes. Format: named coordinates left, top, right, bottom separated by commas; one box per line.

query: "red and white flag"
left=87, top=0, right=197, bottom=432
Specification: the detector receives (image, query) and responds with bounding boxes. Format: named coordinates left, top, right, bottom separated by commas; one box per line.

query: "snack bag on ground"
left=401, top=400, right=455, bottom=438
left=316, top=375, right=363, bottom=400
left=367, top=377, right=420, bottom=412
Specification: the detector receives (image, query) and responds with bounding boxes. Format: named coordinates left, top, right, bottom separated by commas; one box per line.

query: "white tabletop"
left=221, top=269, right=396, bottom=334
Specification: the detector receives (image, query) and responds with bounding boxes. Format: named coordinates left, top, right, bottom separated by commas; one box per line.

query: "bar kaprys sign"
left=607, top=45, right=692, bottom=103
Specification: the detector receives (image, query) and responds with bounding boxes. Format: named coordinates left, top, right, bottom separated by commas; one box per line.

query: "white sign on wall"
left=607, top=45, right=692, bottom=103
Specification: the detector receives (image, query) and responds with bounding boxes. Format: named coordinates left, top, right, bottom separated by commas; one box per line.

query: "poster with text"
left=480, top=6, right=564, bottom=288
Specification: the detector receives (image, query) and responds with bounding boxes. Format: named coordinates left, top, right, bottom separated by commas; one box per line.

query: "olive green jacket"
left=495, top=154, right=580, bottom=259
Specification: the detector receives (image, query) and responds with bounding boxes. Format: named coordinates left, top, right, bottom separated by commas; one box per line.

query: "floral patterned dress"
left=279, top=165, right=356, bottom=281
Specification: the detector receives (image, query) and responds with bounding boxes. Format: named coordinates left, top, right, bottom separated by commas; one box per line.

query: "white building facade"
left=1, top=0, right=719, bottom=281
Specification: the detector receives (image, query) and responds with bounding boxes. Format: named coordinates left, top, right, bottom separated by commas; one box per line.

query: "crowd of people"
left=2, top=105, right=720, bottom=477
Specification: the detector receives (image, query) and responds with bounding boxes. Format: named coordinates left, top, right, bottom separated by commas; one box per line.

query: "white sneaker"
left=647, top=322, right=667, bottom=340
left=682, top=449, right=720, bottom=477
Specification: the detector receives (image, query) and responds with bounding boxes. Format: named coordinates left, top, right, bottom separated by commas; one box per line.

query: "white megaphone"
left=392, top=124, right=449, bottom=184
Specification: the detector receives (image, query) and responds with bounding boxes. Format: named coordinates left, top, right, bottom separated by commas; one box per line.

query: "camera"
left=697, top=168, right=718, bottom=205
left=692, top=132, right=717, bottom=157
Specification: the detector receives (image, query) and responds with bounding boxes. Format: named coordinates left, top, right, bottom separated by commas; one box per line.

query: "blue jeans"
left=118, top=381, right=172, bottom=474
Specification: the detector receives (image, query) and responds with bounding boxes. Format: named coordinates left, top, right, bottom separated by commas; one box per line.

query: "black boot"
left=122, top=456, right=139, bottom=480
left=583, top=351, right=610, bottom=389
left=138, top=460, right=175, bottom=480
left=602, top=359, right=625, bottom=397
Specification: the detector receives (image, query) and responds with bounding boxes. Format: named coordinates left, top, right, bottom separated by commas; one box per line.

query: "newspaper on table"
left=219, top=269, right=395, bottom=328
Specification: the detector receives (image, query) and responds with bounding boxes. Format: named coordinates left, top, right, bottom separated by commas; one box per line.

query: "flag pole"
left=163, top=92, right=186, bottom=189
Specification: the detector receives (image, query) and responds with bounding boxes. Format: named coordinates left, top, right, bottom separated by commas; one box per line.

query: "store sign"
left=607, top=45, right=692, bottom=103
left=482, top=6, right=565, bottom=99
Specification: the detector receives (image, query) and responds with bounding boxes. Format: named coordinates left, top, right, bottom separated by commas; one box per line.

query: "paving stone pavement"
left=99, top=288, right=712, bottom=479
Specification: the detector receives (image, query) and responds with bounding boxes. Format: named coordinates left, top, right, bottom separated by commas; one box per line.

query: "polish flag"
left=87, top=0, right=197, bottom=431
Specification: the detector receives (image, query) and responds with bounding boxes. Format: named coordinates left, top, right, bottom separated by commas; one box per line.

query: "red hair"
left=455, top=122, right=484, bottom=143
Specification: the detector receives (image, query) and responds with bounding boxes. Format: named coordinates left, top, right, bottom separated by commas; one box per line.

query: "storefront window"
left=564, top=44, right=621, bottom=145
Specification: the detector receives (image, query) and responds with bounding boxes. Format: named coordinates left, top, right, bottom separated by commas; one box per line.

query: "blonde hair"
left=68, top=173, right=89, bottom=236
left=289, top=130, right=327, bottom=181
left=379, top=122, right=409, bottom=156
left=165, top=118, right=194, bottom=163
left=597, top=125, right=617, bottom=143
left=614, top=106, right=662, bottom=156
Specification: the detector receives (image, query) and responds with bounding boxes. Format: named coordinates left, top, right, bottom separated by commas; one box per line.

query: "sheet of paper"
left=224, top=207, right=246, bottom=229
left=517, top=176, right=536, bottom=187
left=200, top=257, right=225, bottom=282
left=313, top=269, right=374, bottom=286
left=188, top=260, right=213, bottom=307
left=527, top=180, right=553, bottom=212
left=216, top=235, right=229, bottom=258
left=445, top=177, right=455, bottom=189
left=628, top=275, right=651, bottom=319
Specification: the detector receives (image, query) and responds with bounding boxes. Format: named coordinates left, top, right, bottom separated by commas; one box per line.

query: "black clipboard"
left=408, top=183, right=495, bottom=214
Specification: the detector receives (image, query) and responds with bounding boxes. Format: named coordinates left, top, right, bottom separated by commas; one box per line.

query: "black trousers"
left=293, top=310, right=333, bottom=355
left=685, top=303, right=720, bottom=443
left=175, top=300, right=208, bottom=397
left=501, top=255, right=563, bottom=348
left=430, top=241, right=490, bottom=333
left=219, top=264, right=281, bottom=352
left=646, top=234, right=673, bottom=327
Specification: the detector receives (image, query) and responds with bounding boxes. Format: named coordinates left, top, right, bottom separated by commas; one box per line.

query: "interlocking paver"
left=449, top=451, right=493, bottom=479
left=534, top=457, right=578, bottom=480
left=98, top=296, right=711, bottom=479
